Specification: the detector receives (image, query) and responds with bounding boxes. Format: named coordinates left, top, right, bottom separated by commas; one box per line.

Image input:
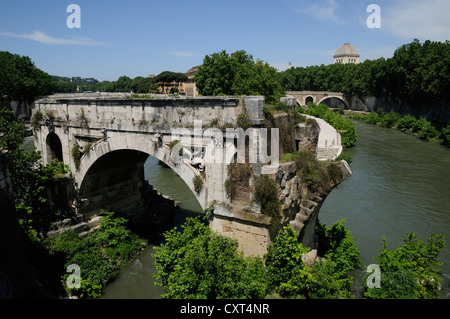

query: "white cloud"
left=294, top=0, right=346, bottom=24
left=168, top=51, right=200, bottom=57
left=383, top=0, right=450, bottom=41
left=0, top=30, right=111, bottom=46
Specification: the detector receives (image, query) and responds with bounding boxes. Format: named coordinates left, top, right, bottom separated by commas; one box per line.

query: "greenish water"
left=100, top=156, right=203, bottom=299
left=99, top=121, right=450, bottom=299
left=319, top=121, right=450, bottom=298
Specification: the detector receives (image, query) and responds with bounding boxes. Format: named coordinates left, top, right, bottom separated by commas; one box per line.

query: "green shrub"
left=379, top=110, right=401, bottom=128
left=193, top=175, right=203, bottom=193
left=336, top=151, right=353, bottom=164
left=224, top=163, right=252, bottom=200
left=442, top=124, right=450, bottom=145
left=365, top=233, right=445, bottom=299
left=254, top=175, right=281, bottom=217
left=264, top=226, right=311, bottom=296
left=300, top=103, right=357, bottom=147
left=266, top=221, right=361, bottom=299
left=397, top=114, right=418, bottom=132
left=236, top=112, right=253, bottom=130
left=71, top=143, right=82, bottom=170
left=44, top=210, right=147, bottom=298
left=153, top=217, right=268, bottom=299
left=31, top=110, right=44, bottom=129
left=418, top=121, right=441, bottom=142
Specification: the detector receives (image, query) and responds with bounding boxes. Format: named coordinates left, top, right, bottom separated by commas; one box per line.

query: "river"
left=100, top=156, right=203, bottom=299
left=100, top=120, right=450, bottom=299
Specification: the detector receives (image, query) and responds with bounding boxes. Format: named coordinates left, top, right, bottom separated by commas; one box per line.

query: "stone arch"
left=74, top=134, right=207, bottom=210
left=304, top=96, right=315, bottom=105
left=317, top=96, right=349, bottom=109
left=45, top=132, right=63, bottom=162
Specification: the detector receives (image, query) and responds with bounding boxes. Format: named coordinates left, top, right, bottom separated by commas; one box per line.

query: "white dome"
left=333, top=43, right=360, bottom=58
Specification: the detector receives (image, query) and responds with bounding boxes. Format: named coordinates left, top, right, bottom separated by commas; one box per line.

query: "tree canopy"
left=277, top=39, right=450, bottom=107
left=0, top=51, right=53, bottom=103
left=193, top=50, right=284, bottom=103
left=152, top=71, right=188, bottom=84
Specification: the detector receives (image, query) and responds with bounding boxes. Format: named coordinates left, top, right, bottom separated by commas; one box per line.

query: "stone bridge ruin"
left=32, top=93, right=351, bottom=257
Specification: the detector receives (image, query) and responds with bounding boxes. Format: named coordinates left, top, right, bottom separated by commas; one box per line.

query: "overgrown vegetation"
left=224, top=162, right=252, bottom=201
left=236, top=112, right=253, bottom=130
left=350, top=109, right=450, bottom=145
left=253, top=175, right=281, bottom=217
left=153, top=216, right=363, bottom=299
left=44, top=210, right=148, bottom=298
left=299, top=103, right=358, bottom=147
left=193, top=175, right=203, bottom=194
left=282, top=150, right=344, bottom=192
left=71, top=143, right=82, bottom=170
left=263, top=102, right=307, bottom=155
left=365, top=233, right=445, bottom=299
left=153, top=216, right=267, bottom=299
left=30, top=110, right=44, bottom=130
left=1, top=108, right=71, bottom=240
left=153, top=216, right=445, bottom=299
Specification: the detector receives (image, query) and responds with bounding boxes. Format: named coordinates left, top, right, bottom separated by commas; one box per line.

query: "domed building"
left=333, top=43, right=360, bottom=64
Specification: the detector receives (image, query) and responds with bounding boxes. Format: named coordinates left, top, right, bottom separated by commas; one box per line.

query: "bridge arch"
left=304, top=96, right=315, bottom=105
left=45, top=132, right=63, bottom=162
left=317, top=96, right=349, bottom=109
left=74, top=134, right=207, bottom=210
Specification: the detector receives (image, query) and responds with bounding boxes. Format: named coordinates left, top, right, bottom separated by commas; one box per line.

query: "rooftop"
left=333, top=43, right=360, bottom=58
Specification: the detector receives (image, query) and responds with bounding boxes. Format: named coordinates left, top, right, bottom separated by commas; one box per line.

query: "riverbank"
left=344, top=109, right=450, bottom=146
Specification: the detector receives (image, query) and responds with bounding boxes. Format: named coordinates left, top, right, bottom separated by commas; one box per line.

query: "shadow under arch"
left=305, top=96, right=315, bottom=105
left=46, top=132, right=63, bottom=162
left=318, top=96, right=349, bottom=109
left=75, top=134, right=206, bottom=212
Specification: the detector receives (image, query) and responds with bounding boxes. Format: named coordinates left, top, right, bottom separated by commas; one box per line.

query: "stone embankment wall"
left=349, top=96, right=450, bottom=124
left=1, top=99, right=34, bottom=121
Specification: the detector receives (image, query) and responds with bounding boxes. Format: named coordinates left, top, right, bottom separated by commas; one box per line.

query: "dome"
left=333, top=43, right=360, bottom=58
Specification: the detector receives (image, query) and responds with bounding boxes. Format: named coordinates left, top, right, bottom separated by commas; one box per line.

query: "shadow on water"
left=100, top=156, right=203, bottom=299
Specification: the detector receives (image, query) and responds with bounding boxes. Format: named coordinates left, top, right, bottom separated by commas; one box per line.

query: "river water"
left=100, top=156, right=203, bottom=299
left=100, top=121, right=450, bottom=299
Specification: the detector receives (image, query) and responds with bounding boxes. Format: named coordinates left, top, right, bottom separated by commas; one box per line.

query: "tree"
left=0, top=51, right=53, bottom=103
left=277, top=39, right=450, bottom=107
left=365, top=233, right=445, bottom=299
left=152, top=216, right=267, bottom=299
left=0, top=108, right=72, bottom=240
left=130, top=76, right=158, bottom=93
left=264, top=226, right=311, bottom=295
left=152, top=71, right=188, bottom=94
left=194, top=50, right=284, bottom=103
left=193, top=50, right=236, bottom=96
left=112, top=75, right=132, bottom=92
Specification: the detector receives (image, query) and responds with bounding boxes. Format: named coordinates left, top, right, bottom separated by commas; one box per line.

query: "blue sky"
left=1, top=0, right=449, bottom=81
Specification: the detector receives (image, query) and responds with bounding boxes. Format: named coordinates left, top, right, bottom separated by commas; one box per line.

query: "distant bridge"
left=286, top=91, right=349, bottom=108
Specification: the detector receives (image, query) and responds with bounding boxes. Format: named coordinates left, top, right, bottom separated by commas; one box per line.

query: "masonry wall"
left=349, top=95, right=450, bottom=124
